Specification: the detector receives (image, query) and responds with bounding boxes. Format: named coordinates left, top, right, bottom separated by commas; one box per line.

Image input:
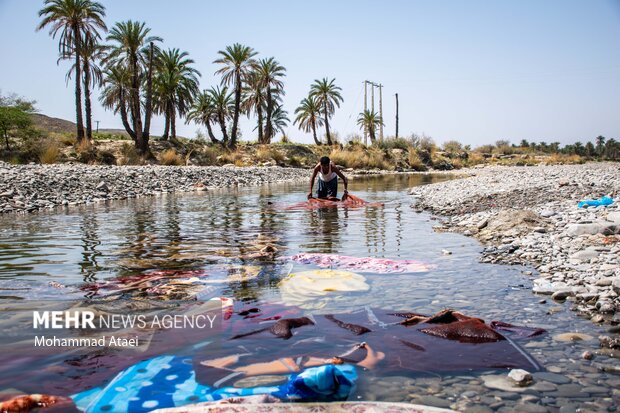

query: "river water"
left=0, top=174, right=617, bottom=412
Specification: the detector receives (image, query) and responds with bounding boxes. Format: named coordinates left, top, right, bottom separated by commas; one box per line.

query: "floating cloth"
left=285, top=194, right=383, bottom=210
left=81, top=269, right=211, bottom=300
left=286, top=253, right=435, bottom=273
left=153, top=401, right=457, bottom=413
left=578, top=195, right=614, bottom=208
left=70, top=355, right=357, bottom=413
left=279, top=270, right=369, bottom=308
left=224, top=304, right=544, bottom=374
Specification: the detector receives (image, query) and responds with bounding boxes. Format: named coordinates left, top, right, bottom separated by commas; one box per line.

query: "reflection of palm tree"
left=79, top=212, right=102, bottom=283
left=364, top=204, right=386, bottom=255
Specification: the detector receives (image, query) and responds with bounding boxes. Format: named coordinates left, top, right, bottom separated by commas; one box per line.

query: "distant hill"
left=31, top=113, right=129, bottom=136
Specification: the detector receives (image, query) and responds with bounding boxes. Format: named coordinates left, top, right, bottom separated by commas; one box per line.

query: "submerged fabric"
left=278, top=270, right=370, bottom=308
left=287, top=253, right=435, bottom=274
left=71, top=356, right=357, bottom=413
left=225, top=304, right=544, bottom=374
left=285, top=194, right=382, bottom=210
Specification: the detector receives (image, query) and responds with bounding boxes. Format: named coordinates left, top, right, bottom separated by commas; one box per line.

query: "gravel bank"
left=0, top=163, right=310, bottom=214
left=411, top=163, right=620, bottom=326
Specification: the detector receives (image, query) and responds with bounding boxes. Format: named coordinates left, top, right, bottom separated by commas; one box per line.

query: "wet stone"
left=532, top=372, right=571, bottom=384
left=415, top=395, right=452, bottom=408
left=516, top=403, right=549, bottom=413
left=530, top=381, right=558, bottom=392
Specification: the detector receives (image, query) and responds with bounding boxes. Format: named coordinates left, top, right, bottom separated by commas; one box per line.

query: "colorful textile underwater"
left=278, top=269, right=370, bottom=308
left=578, top=195, right=614, bottom=208
left=71, top=355, right=357, bottom=413
left=285, top=194, right=383, bottom=210
left=287, top=253, right=435, bottom=273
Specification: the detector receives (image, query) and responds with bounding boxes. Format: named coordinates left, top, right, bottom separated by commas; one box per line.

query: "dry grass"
left=546, top=153, right=585, bottom=165
left=255, top=145, right=285, bottom=164
left=329, top=147, right=391, bottom=170
left=407, top=150, right=427, bottom=171
left=219, top=148, right=245, bottom=166
left=39, top=140, right=60, bottom=164
left=159, top=149, right=183, bottom=166
left=117, top=143, right=142, bottom=165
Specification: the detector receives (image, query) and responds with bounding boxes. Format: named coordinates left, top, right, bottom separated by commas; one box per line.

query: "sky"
left=0, top=0, right=619, bottom=146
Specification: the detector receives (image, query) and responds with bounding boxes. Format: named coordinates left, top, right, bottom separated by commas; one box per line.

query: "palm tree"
left=309, top=78, right=343, bottom=145
left=37, top=0, right=107, bottom=143
left=294, top=96, right=324, bottom=145
left=357, top=110, right=383, bottom=145
left=186, top=90, right=220, bottom=144
left=595, top=135, right=606, bottom=157
left=99, top=64, right=133, bottom=136
left=242, top=72, right=266, bottom=143
left=268, top=104, right=289, bottom=137
left=105, top=20, right=161, bottom=153
left=208, top=86, right=234, bottom=145
left=64, top=39, right=105, bottom=141
left=254, top=58, right=286, bottom=143
left=214, top=43, right=257, bottom=148
left=154, top=48, right=201, bottom=140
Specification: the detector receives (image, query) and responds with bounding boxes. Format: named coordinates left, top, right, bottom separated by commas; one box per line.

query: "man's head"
left=320, top=156, right=330, bottom=166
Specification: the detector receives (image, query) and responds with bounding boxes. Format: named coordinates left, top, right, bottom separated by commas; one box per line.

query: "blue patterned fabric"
left=71, top=355, right=357, bottom=413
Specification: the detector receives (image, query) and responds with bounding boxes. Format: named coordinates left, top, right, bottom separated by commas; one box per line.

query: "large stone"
left=508, top=369, right=533, bottom=387
left=481, top=375, right=527, bottom=392
left=612, top=277, right=620, bottom=295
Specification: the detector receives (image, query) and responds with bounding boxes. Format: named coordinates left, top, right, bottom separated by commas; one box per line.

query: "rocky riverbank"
left=411, top=163, right=620, bottom=329
left=0, top=162, right=310, bottom=214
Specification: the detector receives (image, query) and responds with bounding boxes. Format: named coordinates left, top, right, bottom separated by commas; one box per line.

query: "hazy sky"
left=1, top=0, right=619, bottom=146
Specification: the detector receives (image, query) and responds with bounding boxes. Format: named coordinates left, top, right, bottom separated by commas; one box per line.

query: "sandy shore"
left=0, top=162, right=310, bottom=214
left=411, top=163, right=620, bottom=328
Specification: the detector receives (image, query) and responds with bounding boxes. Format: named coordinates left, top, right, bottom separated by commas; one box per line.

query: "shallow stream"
left=0, top=174, right=617, bottom=412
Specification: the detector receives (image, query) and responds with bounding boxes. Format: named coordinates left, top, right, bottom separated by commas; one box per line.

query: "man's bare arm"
left=308, top=167, right=319, bottom=198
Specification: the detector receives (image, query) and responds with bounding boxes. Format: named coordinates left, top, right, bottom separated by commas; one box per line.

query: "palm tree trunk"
left=205, top=121, right=219, bottom=144
left=4, top=130, right=9, bottom=151
left=369, top=126, right=376, bottom=144
left=119, top=91, right=136, bottom=141
left=323, top=103, right=332, bottom=145
left=257, top=105, right=264, bottom=144
left=162, top=106, right=170, bottom=140
left=131, top=55, right=144, bottom=152
left=265, top=90, right=273, bottom=144
left=218, top=113, right=229, bottom=144
left=171, top=108, right=176, bottom=139
left=311, top=121, right=321, bottom=145
left=142, top=42, right=154, bottom=152
left=83, top=60, right=93, bottom=141
left=230, top=71, right=241, bottom=148
left=73, top=26, right=85, bottom=143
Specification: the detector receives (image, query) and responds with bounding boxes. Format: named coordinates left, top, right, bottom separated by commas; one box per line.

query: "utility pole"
left=371, top=83, right=375, bottom=114
left=363, top=81, right=368, bottom=146
left=95, top=120, right=100, bottom=133
left=378, top=84, right=384, bottom=142
left=395, top=94, right=399, bottom=139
